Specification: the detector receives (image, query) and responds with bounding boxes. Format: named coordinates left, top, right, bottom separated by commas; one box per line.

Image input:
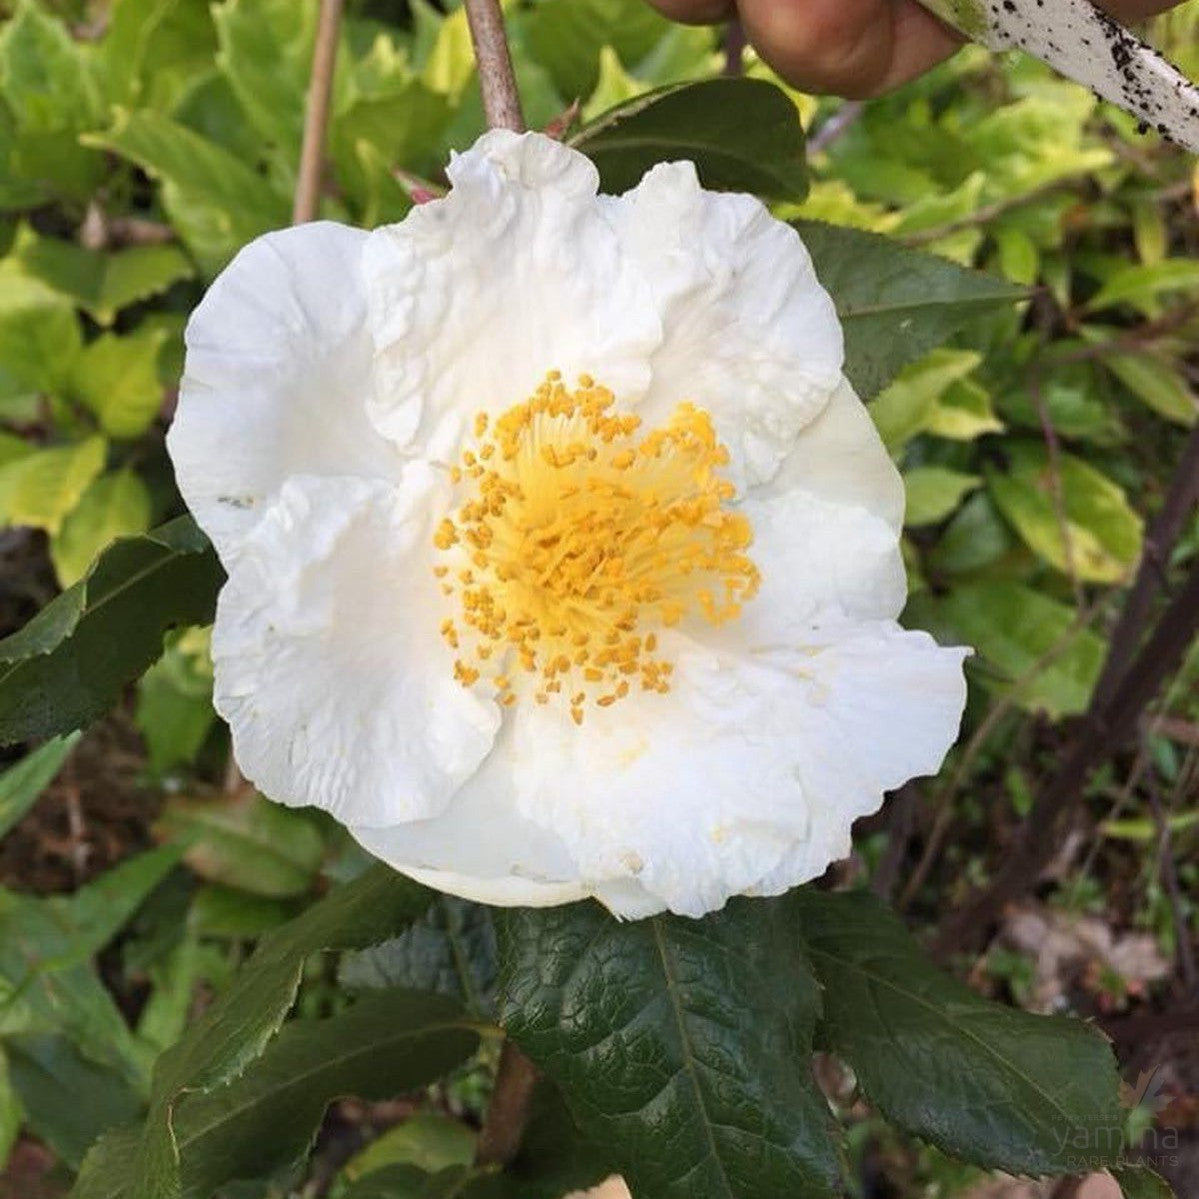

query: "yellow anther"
left=432, top=372, right=758, bottom=720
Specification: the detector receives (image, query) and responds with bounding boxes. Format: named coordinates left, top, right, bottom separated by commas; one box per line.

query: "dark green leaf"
left=120, top=866, right=432, bottom=1199
left=0, top=517, right=224, bottom=746
left=11, top=225, right=193, bottom=326
left=173, top=990, right=478, bottom=1199
left=572, top=78, right=808, bottom=202
left=341, top=897, right=496, bottom=1018
left=6, top=1034, right=142, bottom=1169
left=0, top=733, right=77, bottom=840
left=1111, top=1165, right=1177, bottom=1199
left=793, top=221, right=1025, bottom=398
left=498, top=899, right=842, bottom=1199
left=792, top=889, right=1126, bottom=1175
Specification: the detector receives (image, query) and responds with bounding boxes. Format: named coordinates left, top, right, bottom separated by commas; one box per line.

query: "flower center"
left=433, top=372, right=759, bottom=724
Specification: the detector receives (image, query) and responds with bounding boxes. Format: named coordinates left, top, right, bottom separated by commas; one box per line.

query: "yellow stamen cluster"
left=434, top=371, right=759, bottom=724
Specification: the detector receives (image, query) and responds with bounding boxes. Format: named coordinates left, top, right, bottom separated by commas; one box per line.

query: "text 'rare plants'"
left=168, top=130, right=969, bottom=918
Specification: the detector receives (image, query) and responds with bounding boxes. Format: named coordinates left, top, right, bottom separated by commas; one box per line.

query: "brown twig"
left=932, top=557, right=1199, bottom=959
left=1144, top=747, right=1198, bottom=991
left=897, top=601, right=1107, bottom=911
left=475, top=1040, right=539, bottom=1167
left=1092, top=423, right=1199, bottom=709
left=464, top=0, right=524, bottom=133
left=807, top=102, right=864, bottom=156
left=723, top=20, right=746, bottom=77
left=293, top=0, right=344, bottom=225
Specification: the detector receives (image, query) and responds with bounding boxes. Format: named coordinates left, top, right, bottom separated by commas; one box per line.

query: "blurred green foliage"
left=0, top=0, right=1195, bottom=1195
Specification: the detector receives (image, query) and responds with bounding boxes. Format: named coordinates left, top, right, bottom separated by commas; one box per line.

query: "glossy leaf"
left=340, top=896, right=497, bottom=1018
left=499, top=899, right=842, bottom=1199
left=120, top=866, right=432, bottom=1199
left=572, top=78, right=809, bottom=202
left=792, top=889, right=1126, bottom=1175
left=174, top=991, right=477, bottom=1199
left=794, top=221, right=1025, bottom=398
left=0, top=517, right=224, bottom=746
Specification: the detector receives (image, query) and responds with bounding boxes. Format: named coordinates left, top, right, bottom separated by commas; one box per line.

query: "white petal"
left=747, top=621, right=969, bottom=896
left=510, top=622, right=965, bottom=918
left=212, top=471, right=500, bottom=827
left=609, top=162, right=843, bottom=486
left=348, top=720, right=589, bottom=908
left=363, top=131, right=662, bottom=460
left=735, top=378, right=908, bottom=640
left=169, top=222, right=405, bottom=565
left=510, top=633, right=814, bottom=918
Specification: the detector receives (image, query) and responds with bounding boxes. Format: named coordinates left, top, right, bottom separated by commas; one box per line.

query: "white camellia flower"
left=168, top=130, right=969, bottom=919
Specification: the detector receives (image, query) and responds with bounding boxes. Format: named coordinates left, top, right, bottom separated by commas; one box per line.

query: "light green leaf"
left=987, top=444, right=1143, bottom=583
left=499, top=899, right=843, bottom=1199
left=795, top=223, right=1024, bottom=400
left=0, top=1050, right=20, bottom=1171
left=134, top=629, right=215, bottom=777
left=0, top=272, right=81, bottom=409
left=0, top=2, right=105, bottom=204
left=1102, top=349, right=1197, bottom=427
left=213, top=0, right=338, bottom=173
left=903, top=467, right=981, bottom=526
left=50, top=470, right=154, bottom=587
left=872, top=349, right=984, bottom=452
left=583, top=45, right=645, bottom=121
left=0, top=517, right=224, bottom=746
left=1088, top=260, right=1199, bottom=311
left=572, top=78, right=809, bottom=202
left=909, top=581, right=1105, bottom=717
left=343, top=1112, right=476, bottom=1182
left=71, top=327, right=169, bottom=439
left=925, top=377, right=1004, bottom=441
left=523, top=0, right=673, bottom=101
left=156, top=793, right=325, bottom=900
left=85, top=110, right=289, bottom=277
left=0, top=733, right=77, bottom=841
left=0, top=435, right=107, bottom=535
left=793, top=889, right=1127, bottom=1175
left=12, top=226, right=193, bottom=326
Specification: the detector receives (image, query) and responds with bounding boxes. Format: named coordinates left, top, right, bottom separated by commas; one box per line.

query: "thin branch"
left=723, top=20, right=746, bottom=77
left=808, top=102, right=864, bottom=156
left=464, top=0, right=524, bottom=133
left=475, top=1040, right=538, bottom=1167
left=1092, top=423, right=1199, bottom=709
left=293, top=0, right=344, bottom=225
left=897, top=601, right=1107, bottom=911
left=1144, top=747, right=1198, bottom=991
left=933, top=557, right=1199, bottom=959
